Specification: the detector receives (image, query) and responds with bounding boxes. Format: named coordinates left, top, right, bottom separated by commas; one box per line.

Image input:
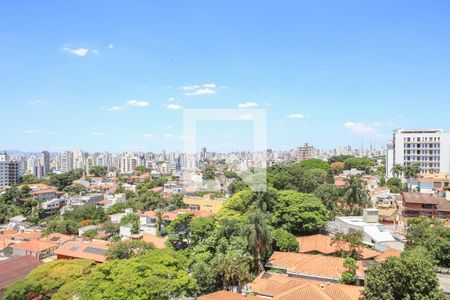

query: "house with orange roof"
left=10, top=239, right=58, bottom=259
left=53, top=240, right=110, bottom=263
left=12, top=231, right=42, bottom=241
left=199, top=291, right=260, bottom=300
left=374, top=248, right=402, bottom=263
left=297, top=234, right=380, bottom=260
left=39, top=233, right=75, bottom=245
left=142, top=234, right=168, bottom=249
left=251, top=272, right=363, bottom=300
left=31, top=188, right=58, bottom=201
left=266, top=252, right=365, bottom=285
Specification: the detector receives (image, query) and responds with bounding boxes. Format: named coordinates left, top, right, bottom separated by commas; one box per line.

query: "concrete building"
left=39, top=151, right=50, bottom=177
left=386, top=129, right=450, bottom=178
left=0, top=153, right=23, bottom=190
left=60, top=151, right=74, bottom=173
left=296, top=143, right=317, bottom=162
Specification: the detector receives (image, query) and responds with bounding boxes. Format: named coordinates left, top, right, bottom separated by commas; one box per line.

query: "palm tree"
left=403, top=163, right=420, bottom=192
left=344, top=176, right=370, bottom=215
left=392, top=164, right=404, bottom=179
left=214, top=251, right=252, bottom=291
left=252, top=190, right=276, bottom=212
left=155, top=209, right=163, bottom=237
left=244, top=210, right=272, bottom=272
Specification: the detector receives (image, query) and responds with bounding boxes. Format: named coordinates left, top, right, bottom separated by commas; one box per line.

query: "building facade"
left=0, top=153, right=23, bottom=190
left=386, top=129, right=450, bottom=178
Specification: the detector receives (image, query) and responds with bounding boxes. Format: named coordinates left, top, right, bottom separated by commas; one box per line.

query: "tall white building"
left=0, top=153, right=23, bottom=189
left=60, top=151, right=74, bottom=173
left=386, top=129, right=450, bottom=178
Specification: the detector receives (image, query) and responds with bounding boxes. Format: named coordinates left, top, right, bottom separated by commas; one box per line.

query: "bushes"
left=272, top=228, right=299, bottom=252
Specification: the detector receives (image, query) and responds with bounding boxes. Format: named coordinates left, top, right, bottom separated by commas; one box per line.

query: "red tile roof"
left=251, top=272, right=362, bottom=300
left=39, top=233, right=75, bottom=244
left=266, top=252, right=365, bottom=279
left=142, top=234, right=167, bottom=249
left=13, top=231, right=42, bottom=240
left=199, top=291, right=260, bottom=300
left=374, top=248, right=402, bottom=263
left=297, top=234, right=380, bottom=260
left=10, top=240, right=57, bottom=253
left=0, top=256, right=41, bottom=290
left=53, top=240, right=110, bottom=263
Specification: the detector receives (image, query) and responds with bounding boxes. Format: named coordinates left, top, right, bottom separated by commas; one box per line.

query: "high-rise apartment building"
left=386, top=129, right=450, bottom=178
left=296, top=143, right=317, bottom=162
left=60, top=151, right=74, bottom=173
left=0, top=153, right=23, bottom=189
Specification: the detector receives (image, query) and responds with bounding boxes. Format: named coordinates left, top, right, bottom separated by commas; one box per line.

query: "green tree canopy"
left=272, top=190, right=328, bottom=235
left=406, top=216, right=450, bottom=267
left=363, top=247, right=445, bottom=300
left=67, top=249, right=198, bottom=300
left=272, top=228, right=299, bottom=252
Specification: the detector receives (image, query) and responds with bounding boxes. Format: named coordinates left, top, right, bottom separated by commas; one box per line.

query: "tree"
left=49, top=172, right=76, bottom=191
left=298, top=158, right=331, bottom=172
left=63, top=183, right=87, bottom=195
left=343, top=176, right=370, bottom=215
left=214, top=250, right=253, bottom=292
left=403, top=163, right=420, bottom=192
left=105, top=240, right=154, bottom=259
left=63, top=204, right=107, bottom=224
left=338, top=257, right=358, bottom=285
left=406, top=217, right=450, bottom=267
left=386, top=177, right=402, bottom=193
left=244, top=210, right=272, bottom=272
left=272, top=228, right=299, bottom=252
left=167, top=213, right=193, bottom=249
left=89, top=166, right=108, bottom=177
left=392, top=164, right=404, bottom=178
left=170, top=193, right=187, bottom=209
left=130, top=220, right=140, bottom=235
left=344, top=157, right=374, bottom=173
left=119, top=212, right=139, bottom=226
left=272, top=190, right=328, bottom=235
left=331, top=231, right=363, bottom=259
left=67, top=250, right=198, bottom=299
left=44, top=217, right=79, bottom=235
left=364, top=247, right=446, bottom=300
left=4, top=259, right=95, bottom=300
left=82, top=228, right=98, bottom=239
left=202, top=165, right=216, bottom=180
left=314, top=184, right=344, bottom=218
left=331, top=162, right=345, bottom=174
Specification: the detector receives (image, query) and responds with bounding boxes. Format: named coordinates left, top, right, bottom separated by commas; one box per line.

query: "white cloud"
left=344, top=122, right=377, bottom=135
left=104, top=100, right=149, bottom=112
left=91, top=49, right=100, bottom=55
left=181, top=83, right=225, bottom=96
left=29, top=100, right=46, bottom=105
left=108, top=44, right=114, bottom=49
left=143, top=133, right=154, bottom=139
left=167, top=103, right=182, bottom=110
left=165, top=125, right=172, bottom=129
left=286, top=114, right=305, bottom=119
left=164, top=134, right=174, bottom=138
left=61, top=47, right=89, bottom=57
left=92, top=132, right=105, bottom=136
left=127, top=100, right=149, bottom=107
left=24, top=129, right=40, bottom=134
left=168, top=97, right=176, bottom=102
left=106, top=105, right=123, bottom=112
left=238, top=102, right=258, bottom=108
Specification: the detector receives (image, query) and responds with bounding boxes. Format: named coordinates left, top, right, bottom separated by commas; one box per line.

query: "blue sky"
left=1, top=0, right=450, bottom=152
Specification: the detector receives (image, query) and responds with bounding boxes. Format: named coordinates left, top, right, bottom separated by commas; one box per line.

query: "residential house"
left=183, top=194, right=226, bottom=213
left=199, top=291, right=260, bottom=300
left=401, top=192, right=450, bottom=219
left=53, top=240, right=110, bottom=263
left=251, top=272, right=362, bottom=300
left=265, top=252, right=365, bottom=285
left=10, top=240, right=58, bottom=259
left=297, top=234, right=380, bottom=260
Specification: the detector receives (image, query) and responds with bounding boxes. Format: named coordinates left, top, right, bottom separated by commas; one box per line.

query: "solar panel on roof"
left=83, top=246, right=105, bottom=255
left=69, top=245, right=80, bottom=251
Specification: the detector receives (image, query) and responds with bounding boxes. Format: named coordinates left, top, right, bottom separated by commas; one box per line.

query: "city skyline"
left=1, top=1, right=450, bottom=152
